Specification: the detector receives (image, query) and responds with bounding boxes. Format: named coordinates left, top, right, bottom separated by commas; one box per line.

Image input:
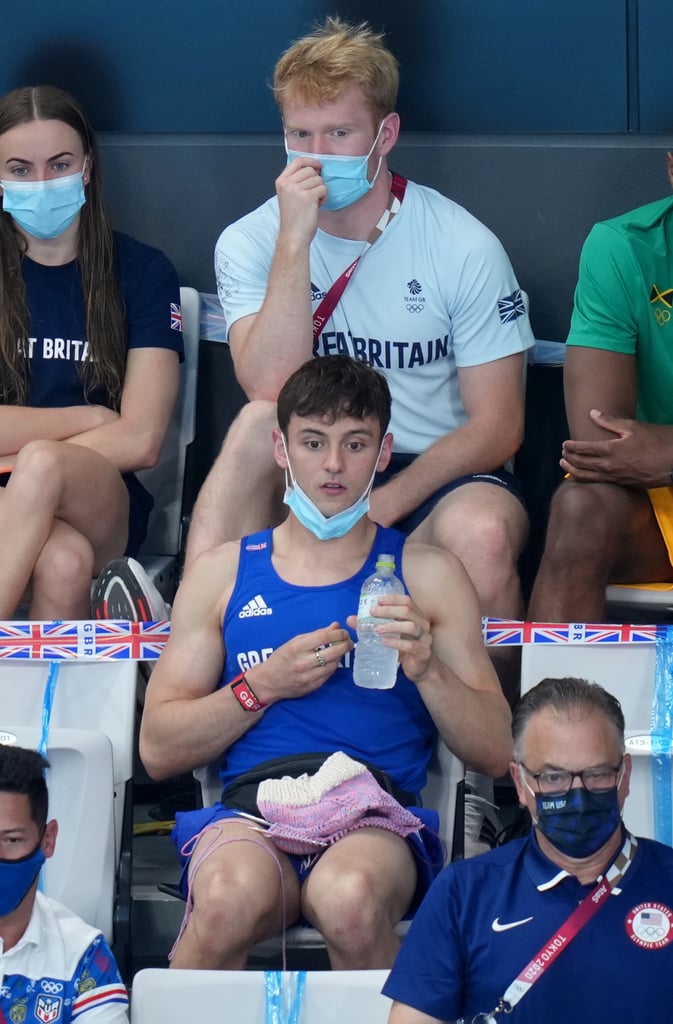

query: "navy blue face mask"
left=0, top=840, right=45, bottom=916
left=533, top=785, right=622, bottom=859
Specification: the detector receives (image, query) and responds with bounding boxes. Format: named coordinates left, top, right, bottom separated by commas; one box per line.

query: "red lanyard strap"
left=492, top=833, right=637, bottom=1018
left=311, top=173, right=407, bottom=343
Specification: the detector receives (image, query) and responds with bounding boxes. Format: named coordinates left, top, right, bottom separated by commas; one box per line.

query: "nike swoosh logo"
left=491, top=916, right=534, bottom=932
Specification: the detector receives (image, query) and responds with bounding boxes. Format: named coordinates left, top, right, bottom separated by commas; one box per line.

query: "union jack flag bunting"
left=170, top=302, right=183, bottom=332
left=497, top=289, right=526, bottom=324
left=0, top=620, right=170, bottom=661
left=482, top=618, right=660, bottom=647
left=482, top=618, right=525, bottom=646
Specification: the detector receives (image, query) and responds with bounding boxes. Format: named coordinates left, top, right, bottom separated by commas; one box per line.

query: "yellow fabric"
left=611, top=486, right=673, bottom=591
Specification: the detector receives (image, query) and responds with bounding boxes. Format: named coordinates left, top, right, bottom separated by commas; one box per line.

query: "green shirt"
left=567, top=194, right=673, bottom=424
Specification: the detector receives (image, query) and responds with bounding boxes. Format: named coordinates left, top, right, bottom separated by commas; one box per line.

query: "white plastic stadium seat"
left=131, top=969, right=392, bottom=1024
left=0, top=658, right=136, bottom=863
left=0, top=726, right=115, bottom=940
left=521, top=641, right=668, bottom=844
left=136, top=285, right=200, bottom=601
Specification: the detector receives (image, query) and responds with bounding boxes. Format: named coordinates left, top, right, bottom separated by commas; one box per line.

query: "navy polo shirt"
left=384, top=829, right=673, bottom=1021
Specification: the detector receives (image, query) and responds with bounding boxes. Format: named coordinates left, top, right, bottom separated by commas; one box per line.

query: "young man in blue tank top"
left=140, top=355, right=511, bottom=971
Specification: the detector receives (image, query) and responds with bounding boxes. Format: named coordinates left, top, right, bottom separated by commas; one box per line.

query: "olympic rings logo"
left=40, top=981, right=64, bottom=994
left=655, top=307, right=671, bottom=325
left=636, top=924, right=667, bottom=939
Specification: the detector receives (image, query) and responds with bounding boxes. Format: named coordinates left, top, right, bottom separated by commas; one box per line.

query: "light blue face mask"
left=1, top=164, right=86, bottom=240
left=285, top=123, right=384, bottom=211
left=282, top=437, right=383, bottom=540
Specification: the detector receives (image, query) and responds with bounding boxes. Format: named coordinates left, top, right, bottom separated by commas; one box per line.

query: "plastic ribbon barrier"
left=652, top=626, right=673, bottom=847
left=38, top=660, right=60, bottom=757
left=264, top=971, right=306, bottom=1024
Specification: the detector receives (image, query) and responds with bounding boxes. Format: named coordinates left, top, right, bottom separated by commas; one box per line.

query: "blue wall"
left=1, top=0, right=670, bottom=134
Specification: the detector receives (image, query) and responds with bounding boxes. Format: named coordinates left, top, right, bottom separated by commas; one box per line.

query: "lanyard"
left=489, top=833, right=637, bottom=1020
left=311, top=172, right=407, bottom=342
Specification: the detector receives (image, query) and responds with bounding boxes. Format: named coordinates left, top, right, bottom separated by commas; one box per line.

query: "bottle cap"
left=376, top=554, right=395, bottom=570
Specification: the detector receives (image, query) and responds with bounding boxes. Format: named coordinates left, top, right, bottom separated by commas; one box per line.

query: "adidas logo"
left=238, top=595, right=273, bottom=618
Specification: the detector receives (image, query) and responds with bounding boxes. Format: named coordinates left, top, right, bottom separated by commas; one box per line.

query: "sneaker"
left=92, top=557, right=171, bottom=621
left=463, top=771, right=502, bottom=858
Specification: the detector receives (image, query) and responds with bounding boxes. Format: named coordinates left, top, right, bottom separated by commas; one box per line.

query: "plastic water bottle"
left=353, top=553, right=405, bottom=689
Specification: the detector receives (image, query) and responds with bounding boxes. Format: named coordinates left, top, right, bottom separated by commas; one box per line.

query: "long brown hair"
left=0, top=85, right=126, bottom=407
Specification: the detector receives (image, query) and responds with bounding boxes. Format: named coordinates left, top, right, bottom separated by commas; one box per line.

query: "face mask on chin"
left=281, top=436, right=383, bottom=541
left=522, top=770, right=623, bottom=860
left=0, top=840, right=45, bottom=917
left=285, top=122, right=384, bottom=211
left=0, top=163, right=87, bottom=240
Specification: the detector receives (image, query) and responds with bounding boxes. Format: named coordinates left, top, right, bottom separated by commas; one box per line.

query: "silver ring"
left=414, top=625, right=424, bottom=641
left=314, top=649, right=326, bottom=668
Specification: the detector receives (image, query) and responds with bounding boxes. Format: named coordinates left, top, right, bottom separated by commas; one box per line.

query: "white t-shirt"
left=0, top=892, right=129, bottom=1022
left=215, top=178, right=534, bottom=453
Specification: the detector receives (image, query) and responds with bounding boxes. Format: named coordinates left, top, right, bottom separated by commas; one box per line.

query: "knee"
left=446, top=505, right=523, bottom=579
left=305, top=865, right=384, bottom=942
left=33, top=531, right=94, bottom=593
left=12, top=440, right=65, bottom=502
left=221, top=400, right=277, bottom=460
left=544, top=483, right=614, bottom=558
left=187, top=859, right=275, bottom=950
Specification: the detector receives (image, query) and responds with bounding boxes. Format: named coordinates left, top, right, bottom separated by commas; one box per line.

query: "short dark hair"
left=277, top=356, right=392, bottom=439
left=512, top=677, right=625, bottom=760
left=0, top=745, right=49, bottom=830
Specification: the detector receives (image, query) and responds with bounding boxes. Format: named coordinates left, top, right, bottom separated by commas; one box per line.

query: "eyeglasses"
left=519, top=758, right=624, bottom=796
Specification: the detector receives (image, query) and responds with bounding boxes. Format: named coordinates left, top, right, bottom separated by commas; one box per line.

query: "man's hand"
left=347, top=594, right=432, bottom=684
left=368, top=481, right=401, bottom=528
left=276, top=157, right=327, bottom=248
left=560, top=409, right=673, bottom=488
left=248, top=621, right=353, bottom=704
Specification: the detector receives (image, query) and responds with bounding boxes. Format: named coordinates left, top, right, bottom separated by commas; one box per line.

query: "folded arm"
left=65, top=347, right=180, bottom=472
left=562, top=346, right=673, bottom=487
left=0, top=403, right=117, bottom=459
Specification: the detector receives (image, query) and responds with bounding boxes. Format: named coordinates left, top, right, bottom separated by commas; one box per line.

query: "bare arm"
left=564, top=346, right=637, bottom=440
left=139, top=544, right=250, bottom=779
left=229, top=158, right=326, bottom=399
left=369, top=352, right=526, bottom=526
left=388, top=1004, right=442, bottom=1024
left=562, top=346, right=673, bottom=486
left=0, top=403, right=117, bottom=458
left=140, top=544, right=354, bottom=780
left=65, top=347, right=180, bottom=472
left=349, top=544, right=512, bottom=777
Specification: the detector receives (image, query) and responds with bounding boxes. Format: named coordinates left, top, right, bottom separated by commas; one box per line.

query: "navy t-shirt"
left=16, top=232, right=184, bottom=554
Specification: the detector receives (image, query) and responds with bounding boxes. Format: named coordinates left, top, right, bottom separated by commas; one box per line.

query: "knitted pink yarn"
left=257, top=753, right=423, bottom=855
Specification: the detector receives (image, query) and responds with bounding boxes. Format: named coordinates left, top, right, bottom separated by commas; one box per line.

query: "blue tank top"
left=219, top=525, right=436, bottom=796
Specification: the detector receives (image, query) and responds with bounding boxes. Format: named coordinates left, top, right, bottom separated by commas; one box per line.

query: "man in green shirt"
left=530, top=154, right=673, bottom=620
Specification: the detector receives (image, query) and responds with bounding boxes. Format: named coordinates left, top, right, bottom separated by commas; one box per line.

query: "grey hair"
left=512, top=677, right=625, bottom=760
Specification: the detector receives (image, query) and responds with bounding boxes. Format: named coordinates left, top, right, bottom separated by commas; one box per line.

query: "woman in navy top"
left=0, top=85, right=183, bottom=618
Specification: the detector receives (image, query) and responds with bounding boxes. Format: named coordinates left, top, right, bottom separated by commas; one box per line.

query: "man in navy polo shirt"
left=384, top=677, right=673, bottom=1022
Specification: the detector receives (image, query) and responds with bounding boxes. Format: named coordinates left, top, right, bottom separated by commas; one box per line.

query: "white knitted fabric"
left=257, top=751, right=367, bottom=807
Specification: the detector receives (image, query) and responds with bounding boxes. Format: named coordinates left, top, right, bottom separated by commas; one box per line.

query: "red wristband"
left=230, top=672, right=267, bottom=712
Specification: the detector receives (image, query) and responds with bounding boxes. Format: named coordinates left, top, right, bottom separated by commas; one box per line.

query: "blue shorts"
left=375, top=454, right=526, bottom=536
left=173, top=802, right=445, bottom=916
